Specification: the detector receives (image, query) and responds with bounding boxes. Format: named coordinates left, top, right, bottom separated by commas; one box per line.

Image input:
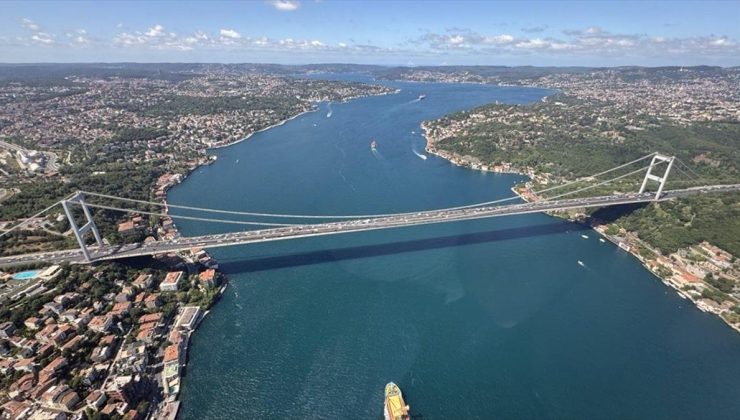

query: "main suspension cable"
left=78, top=152, right=659, bottom=220
left=70, top=202, right=298, bottom=227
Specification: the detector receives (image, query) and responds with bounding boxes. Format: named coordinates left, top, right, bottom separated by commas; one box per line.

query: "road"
left=1, top=184, right=738, bottom=268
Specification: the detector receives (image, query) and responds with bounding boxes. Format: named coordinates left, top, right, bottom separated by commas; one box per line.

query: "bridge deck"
left=1, top=184, right=738, bottom=268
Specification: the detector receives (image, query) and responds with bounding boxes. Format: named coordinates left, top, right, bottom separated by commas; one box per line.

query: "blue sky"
left=1, top=0, right=739, bottom=66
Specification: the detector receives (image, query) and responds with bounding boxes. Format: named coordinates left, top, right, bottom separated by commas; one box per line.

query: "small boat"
left=581, top=234, right=589, bottom=239
left=371, top=139, right=377, bottom=151
left=599, top=238, right=606, bottom=243
left=384, top=382, right=410, bottom=420
left=413, top=149, right=427, bottom=160
left=577, top=260, right=585, bottom=267
left=418, top=94, right=426, bottom=100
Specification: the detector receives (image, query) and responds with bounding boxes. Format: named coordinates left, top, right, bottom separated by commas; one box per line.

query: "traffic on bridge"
left=1, top=183, right=738, bottom=268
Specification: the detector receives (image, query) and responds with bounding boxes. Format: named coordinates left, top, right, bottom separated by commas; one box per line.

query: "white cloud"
left=21, top=18, right=40, bottom=31
left=220, top=29, right=241, bottom=39
left=484, top=34, right=514, bottom=45
left=449, top=35, right=465, bottom=45
left=145, top=25, right=165, bottom=37
left=66, top=29, right=91, bottom=46
left=515, top=38, right=548, bottom=49
left=31, top=32, right=54, bottom=45
left=269, top=0, right=300, bottom=11
left=338, top=42, right=347, bottom=48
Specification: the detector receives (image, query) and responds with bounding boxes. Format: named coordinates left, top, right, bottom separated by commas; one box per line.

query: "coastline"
left=421, top=119, right=740, bottom=335
left=206, top=107, right=318, bottom=150
left=206, top=89, right=400, bottom=151
left=156, top=87, right=400, bottom=415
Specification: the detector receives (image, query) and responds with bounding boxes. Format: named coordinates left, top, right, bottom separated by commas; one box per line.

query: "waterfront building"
left=160, top=271, right=183, bottom=292
left=175, top=306, right=202, bottom=331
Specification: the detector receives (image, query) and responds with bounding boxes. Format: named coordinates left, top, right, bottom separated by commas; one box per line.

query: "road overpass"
left=1, top=184, right=738, bottom=268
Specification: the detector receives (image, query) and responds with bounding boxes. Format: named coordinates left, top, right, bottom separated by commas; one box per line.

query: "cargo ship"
left=384, top=382, right=410, bottom=420
left=371, top=139, right=377, bottom=151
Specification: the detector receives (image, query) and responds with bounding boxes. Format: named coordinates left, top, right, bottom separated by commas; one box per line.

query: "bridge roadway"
left=1, top=184, right=738, bottom=268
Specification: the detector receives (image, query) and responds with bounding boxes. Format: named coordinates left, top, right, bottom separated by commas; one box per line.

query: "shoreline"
left=158, top=87, right=400, bottom=415
left=206, top=107, right=317, bottom=150
left=422, top=122, right=739, bottom=334
left=206, top=89, right=400, bottom=151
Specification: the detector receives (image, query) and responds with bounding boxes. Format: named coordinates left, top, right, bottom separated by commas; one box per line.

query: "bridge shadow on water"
left=217, top=221, right=591, bottom=273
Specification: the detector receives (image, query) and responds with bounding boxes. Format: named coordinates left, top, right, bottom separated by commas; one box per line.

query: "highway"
left=1, top=184, right=738, bottom=268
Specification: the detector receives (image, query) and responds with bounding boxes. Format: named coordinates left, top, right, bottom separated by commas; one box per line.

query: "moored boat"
left=384, top=382, right=410, bottom=420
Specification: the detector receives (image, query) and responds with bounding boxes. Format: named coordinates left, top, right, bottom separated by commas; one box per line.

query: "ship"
left=384, top=382, right=410, bottom=420
left=418, top=94, right=426, bottom=100
left=371, top=139, right=377, bottom=151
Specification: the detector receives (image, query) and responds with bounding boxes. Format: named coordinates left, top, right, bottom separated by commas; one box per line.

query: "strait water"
left=169, top=78, right=740, bottom=419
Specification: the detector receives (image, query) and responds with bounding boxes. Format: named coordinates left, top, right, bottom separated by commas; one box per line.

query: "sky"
left=1, top=0, right=739, bottom=66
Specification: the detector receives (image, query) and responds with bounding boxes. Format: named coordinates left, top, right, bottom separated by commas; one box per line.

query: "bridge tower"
left=639, top=154, right=675, bottom=200
left=61, top=192, right=103, bottom=262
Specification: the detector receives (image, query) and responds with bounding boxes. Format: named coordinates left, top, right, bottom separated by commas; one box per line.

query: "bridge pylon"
left=61, top=192, right=103, bottom=262
left=639, top=153, right=675, bottom=200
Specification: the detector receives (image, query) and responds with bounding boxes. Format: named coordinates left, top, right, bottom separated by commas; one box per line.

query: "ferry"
left=384, top=382, right=410, bottom=420
left=371, top=139, right=377, bottom=151
left=418, top=94, right=426, bottom=100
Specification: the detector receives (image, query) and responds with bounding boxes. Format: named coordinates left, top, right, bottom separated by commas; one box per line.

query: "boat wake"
left=577, top=260, right=591, bottom=271
left=412, top=149, right=428, bottom=160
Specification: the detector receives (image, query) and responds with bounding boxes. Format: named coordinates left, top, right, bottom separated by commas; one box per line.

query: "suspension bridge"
left=1, top=153, right=738, bottom=268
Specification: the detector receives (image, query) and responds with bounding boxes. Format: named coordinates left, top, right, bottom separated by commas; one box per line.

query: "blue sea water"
left=168, top=78, right=740, bottom=419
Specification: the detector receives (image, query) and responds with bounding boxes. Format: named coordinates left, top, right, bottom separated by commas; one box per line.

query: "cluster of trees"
left=432, top=95, right=740, bottom=257
left=123, top=95, right=304, bottom=117
left=111, top=127, right=168, bottom=143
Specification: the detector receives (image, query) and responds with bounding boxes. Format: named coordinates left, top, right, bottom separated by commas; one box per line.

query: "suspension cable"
left=0, top=192, right=77, bottom=239
left=78, top=152, right=660, bottom=220
left=69, top=202, right=298, bottom=227
left=541, top=163, right=658, bottom=202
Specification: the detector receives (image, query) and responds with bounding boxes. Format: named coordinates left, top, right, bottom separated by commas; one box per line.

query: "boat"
left=371, top=139, right=377, bottom=151
left=581, top=234, right=589, bottom=239
left=418, top=94, right=426, bottom=100
left=599, top=238, right=606, bottom=243
left=384, top=382, right=410, bottom=420
left=413, top=149, right=427, bottom=160
left=577, top=260, right=585, bottom=267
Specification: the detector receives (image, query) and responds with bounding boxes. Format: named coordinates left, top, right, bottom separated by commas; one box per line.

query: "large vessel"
left=371, top=139, right=377, bottom=151
left=384, top=382, right=410, bottom=420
